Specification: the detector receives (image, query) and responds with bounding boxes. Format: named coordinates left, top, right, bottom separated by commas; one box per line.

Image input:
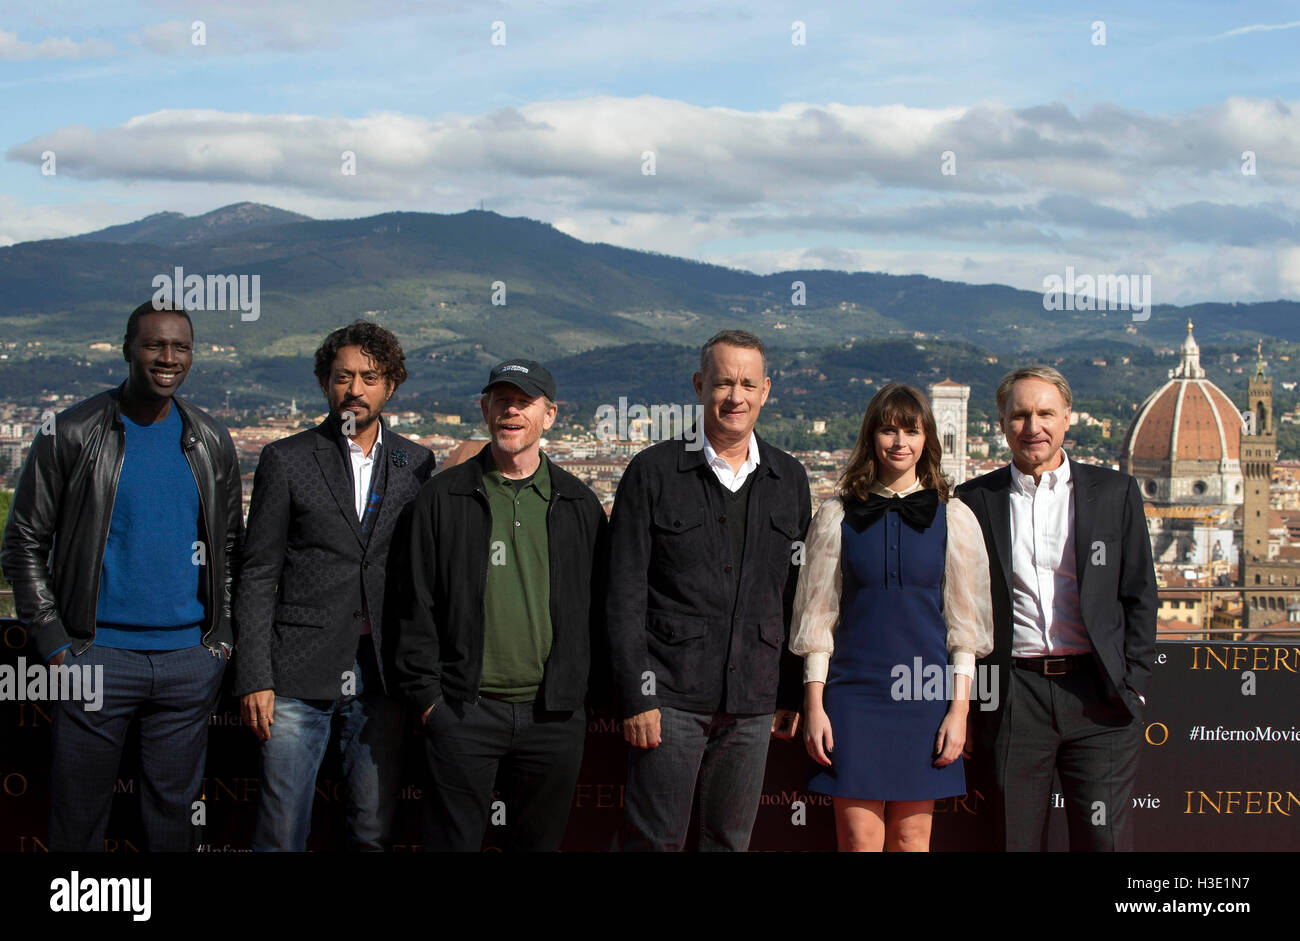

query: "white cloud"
left=14, top=95, right=1300, bottom=192
left=1215, top=20, right=1300, bottom=39
left=130, top=0, right=467, bottom=55
left=0, top=195, right=137, bottom=246
left=133, top=16, right=337, bottom=54
left=135, top=21, right=195, bottom=54
left=5, top=94, right=1299, bottom=303
left=0, top=29, right=113, bottom=61
left=703, top=244, right=1295, bottom=307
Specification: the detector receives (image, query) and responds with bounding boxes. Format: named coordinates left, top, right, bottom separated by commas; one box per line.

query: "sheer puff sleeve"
left=788, top=497, right=844, bottom=684
left=943, top=495, right=994, bottom=680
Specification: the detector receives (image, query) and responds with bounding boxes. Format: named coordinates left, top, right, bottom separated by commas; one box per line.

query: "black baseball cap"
left=481, top=358, right=556, bottom=401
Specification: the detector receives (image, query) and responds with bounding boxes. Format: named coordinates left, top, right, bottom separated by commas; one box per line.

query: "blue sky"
left=2, top=0, right=1298, bottom=303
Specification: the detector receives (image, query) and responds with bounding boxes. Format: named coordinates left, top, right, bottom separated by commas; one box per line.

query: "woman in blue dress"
left=790, top=383, right=992, bottom=851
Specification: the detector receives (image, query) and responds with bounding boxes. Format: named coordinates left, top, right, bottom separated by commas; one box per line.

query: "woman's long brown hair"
left=838, top=382, right=950, bottom=503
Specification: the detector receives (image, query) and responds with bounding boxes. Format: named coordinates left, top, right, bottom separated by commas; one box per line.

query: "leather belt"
left=1013, top=654, right=1092, bottom=676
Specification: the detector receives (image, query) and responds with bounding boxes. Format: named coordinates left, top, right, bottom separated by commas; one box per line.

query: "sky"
left=2, top=0, right=1298, bottom=305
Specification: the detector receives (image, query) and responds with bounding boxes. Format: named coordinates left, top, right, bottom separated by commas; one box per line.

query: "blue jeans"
left=49, top=642, right=227, bottom=852
left=252, top=644, right=405, bottom=851
left=621, top=706, right=773, bottom=851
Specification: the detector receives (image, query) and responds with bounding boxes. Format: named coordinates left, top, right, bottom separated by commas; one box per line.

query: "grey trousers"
left=986, top=660, right=1142, bottom=851
left=620, top=706, right=773, bottom=852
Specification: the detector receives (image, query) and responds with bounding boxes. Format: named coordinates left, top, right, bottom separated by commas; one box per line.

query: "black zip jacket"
left=395, top=448, right=609, bottom=714
left=1, top=384, right=243, bottom=661
left=605, top=434, right=811, bottom=718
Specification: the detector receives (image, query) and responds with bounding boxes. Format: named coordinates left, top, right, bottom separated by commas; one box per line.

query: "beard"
left=335, top=402, right=380, bottom=430
left=492, top=428, right=538, bottom=454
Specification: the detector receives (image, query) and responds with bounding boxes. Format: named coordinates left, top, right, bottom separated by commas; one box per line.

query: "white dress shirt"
left=1008, top=451, right=1091, bottom=657
left=702, top=432, right=760, bottom=492
left=347, top=422, right=382, bottom=520
left=346, top=423, right=382, bottom=635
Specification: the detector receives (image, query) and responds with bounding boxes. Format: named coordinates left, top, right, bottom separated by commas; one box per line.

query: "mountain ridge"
left=2, top=204, right=1296, bottom=367
left=70, top=202, right=313, bottom=247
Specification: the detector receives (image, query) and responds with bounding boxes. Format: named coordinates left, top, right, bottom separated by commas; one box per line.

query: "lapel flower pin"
left=392, top=448, right=409, bottom=468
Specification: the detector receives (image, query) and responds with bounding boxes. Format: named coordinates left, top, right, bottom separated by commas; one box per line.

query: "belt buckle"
left=1042, top=657, right=1067, bottom=676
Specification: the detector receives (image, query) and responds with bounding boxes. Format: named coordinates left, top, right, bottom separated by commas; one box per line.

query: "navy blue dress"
left=807, top=499, right=966, bottom=801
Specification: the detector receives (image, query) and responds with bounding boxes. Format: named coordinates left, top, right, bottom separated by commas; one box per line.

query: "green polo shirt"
left=480, top=452, right=553, bottom=702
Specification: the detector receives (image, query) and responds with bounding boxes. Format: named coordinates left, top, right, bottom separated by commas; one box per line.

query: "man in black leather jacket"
left=1, top=301, right=242, bottom=852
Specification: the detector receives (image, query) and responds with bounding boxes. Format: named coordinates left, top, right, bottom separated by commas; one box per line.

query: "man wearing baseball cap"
left=396, top=358, right=608, bottom=851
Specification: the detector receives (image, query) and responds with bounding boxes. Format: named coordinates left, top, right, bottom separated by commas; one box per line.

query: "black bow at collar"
left=843, top=489, right=939, bottom=533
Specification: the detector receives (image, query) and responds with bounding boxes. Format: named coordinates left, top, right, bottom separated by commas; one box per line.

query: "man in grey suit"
left=235, top=320, right=436, bottom=851
left=956, top=365, right=1157, bottom=851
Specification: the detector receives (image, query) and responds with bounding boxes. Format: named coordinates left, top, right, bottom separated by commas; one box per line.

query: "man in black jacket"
left=396, top=359, right=607, bottom=851
left=234, top=321, right=435, bottom=851
left=1, top=301, right=241, bottom=851
left=607, top=330, right=810, bottom=851
left=956, top=366, right=1157, bottom=850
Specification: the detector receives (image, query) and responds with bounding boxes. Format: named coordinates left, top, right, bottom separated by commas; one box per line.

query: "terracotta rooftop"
left=1120, top=322, right=1245, bottom=466
left=1157, top=618, right=1203, bottom=640
left=1120, top=379, right=1241, bottom=463
left=439, top=438, right=488, bottom=470
left=1251, top=618, right=1300, bottom=637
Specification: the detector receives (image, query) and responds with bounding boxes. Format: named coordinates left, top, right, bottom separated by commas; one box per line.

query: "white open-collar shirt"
left=1008, top=451, right=1091, bottom=657
left=346, top=421, right=383, bottom=520
left=703, top=431, right=760, bottom=492
left=346, top=422, right=382, bottom=635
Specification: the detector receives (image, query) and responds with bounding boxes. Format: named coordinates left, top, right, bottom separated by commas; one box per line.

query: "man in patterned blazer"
left=234, top=321, right=436, bottom=851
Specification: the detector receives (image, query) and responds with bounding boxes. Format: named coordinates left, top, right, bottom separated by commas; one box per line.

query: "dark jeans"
left=420, top=697, right=586, bottom=852
left=49, top=643, right=227, bottom=852
left=988, top=659, right=1142, bottom=851
left=621, top=706, right=773, bottom=852
left=253, top=639, right=405, bottom=851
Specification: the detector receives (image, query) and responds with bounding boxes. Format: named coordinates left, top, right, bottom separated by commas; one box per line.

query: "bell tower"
left=1241, top=339, right=1275, bottom=626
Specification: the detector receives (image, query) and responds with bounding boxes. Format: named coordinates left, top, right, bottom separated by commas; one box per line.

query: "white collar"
left=347, top=421, right=383, bottom=458
left=703, top=431, right=760, bottom=471
left=870, top=478, right=923, bottom=498
left=1010, top=449, right=1070, bottom=492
